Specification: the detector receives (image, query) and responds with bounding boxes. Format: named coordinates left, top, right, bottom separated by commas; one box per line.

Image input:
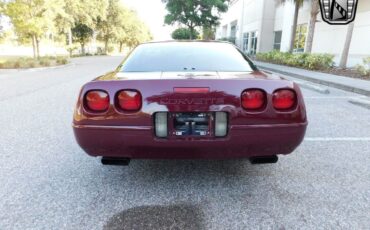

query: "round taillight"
left=85, top=90, right=110, bottom=112
left=117, top=90, right=142, bottom=111
left=241, top=89, right=266, bottom=110
left=273, top=89, right=296, bottom=110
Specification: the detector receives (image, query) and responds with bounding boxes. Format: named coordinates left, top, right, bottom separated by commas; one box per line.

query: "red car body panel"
left=73, top=69, right=307, bottom=159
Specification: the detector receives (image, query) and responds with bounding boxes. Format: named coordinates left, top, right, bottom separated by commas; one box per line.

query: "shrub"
left=289, top=53, right=309, bottom=67
left=256, top=51, right=334, bottom=70
left=13, top=61, right=21, bottom=68
left=107, top=46, right=115, bottom=53
left=171, top=28, right=199, bottom=40
left=42, top=55, right=56, bottom=60
left=355, top=57, right=370, bottom=76
left=28, top=61, right=36, bottom=68
left=23, top=59, right=37, bottom=68
left=39, top=58, right=51, bottom=67
left=219, top=37, right=236, bottom=44
left=56, top=57, right=68, bottom=65
left=0, top=56, right=69, bottom=69
left=66, top=44, right=79, bottom=56
left=303, top=53, right=334, bottom=70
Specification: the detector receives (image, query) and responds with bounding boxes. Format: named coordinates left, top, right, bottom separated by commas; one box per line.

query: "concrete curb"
left=262, top=70, right=330, bottom=94
left=0, top=63, right=74, bottom=73
left=257, top=65, right=370, bottom=97
left=297, top=81, right=330, bottom=94
left=348, top=98, right=370, bottom=109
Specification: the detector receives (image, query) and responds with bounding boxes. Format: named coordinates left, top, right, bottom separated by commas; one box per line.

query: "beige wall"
left=310, top=1, right=370, bottom=66
left=216, top=0, right=243, bottom=42
left=258, top=0, right=276, bottom=52
left=217, top=0, right=370, bottom=66
left=240, top=1, right=261, bottom=35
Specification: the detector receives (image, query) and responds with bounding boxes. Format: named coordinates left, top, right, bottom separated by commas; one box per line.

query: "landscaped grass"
left=0, top=56, right=21, bottom=64
left=256, top=51, right=370, bottom=80
left=0, top=56, right=69, bottom=69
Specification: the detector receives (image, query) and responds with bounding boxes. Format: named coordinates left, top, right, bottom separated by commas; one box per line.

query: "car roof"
left=140, top=40, right=234, bottom=45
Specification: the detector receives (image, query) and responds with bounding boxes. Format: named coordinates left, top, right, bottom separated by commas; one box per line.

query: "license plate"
left=172, top=112, right=212, bottom=137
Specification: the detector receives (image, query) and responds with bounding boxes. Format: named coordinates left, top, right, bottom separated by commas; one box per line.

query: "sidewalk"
left=254, top=61, right=370, bottom=96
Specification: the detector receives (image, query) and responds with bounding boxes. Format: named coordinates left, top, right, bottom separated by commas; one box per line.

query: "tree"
left=0, top=1, right=5, bottom=41
left=339, top=22, right=355, bottom=69
left=0, top=1, right=4, bottom=19
left=4, top=0, right=61, bottom=58
left=163, top=0, right=229, bottom=40
left=304, top=0, right=320, bottom=53
left=116, top=10, right=152, bottom=52
left=289, top=0, right=304, bottom=52
left=97, top=0, right=126, bottom=53
left=202, top=26, right=215, bottom=40
left=171, top=28, right=199, bottom=40
left=72, top=23, right=93, bottom=55
left=276, top=0, right=304, bottom=52
left=54, top=0, right=108, bottom=54
left=127, top=21, right=152, bottom=49
left=54, top=0, right=108, bottom=46
left=117, top=21, right=152, bottom=51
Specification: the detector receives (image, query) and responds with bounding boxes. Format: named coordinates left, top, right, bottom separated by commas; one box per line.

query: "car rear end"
left=72, top=41, right=307, bottom=162
left=73, top=77, right=307, bottom=159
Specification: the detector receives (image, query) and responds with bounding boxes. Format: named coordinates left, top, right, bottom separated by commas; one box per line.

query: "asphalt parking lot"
left=0, top=56, right=369, bottom=229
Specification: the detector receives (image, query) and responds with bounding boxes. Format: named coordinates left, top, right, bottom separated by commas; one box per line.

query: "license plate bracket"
left=170, top=112, right=213, bottom=137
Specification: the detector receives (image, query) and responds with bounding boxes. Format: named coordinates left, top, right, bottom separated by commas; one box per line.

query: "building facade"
left=216, top=0, right=370, bottom=67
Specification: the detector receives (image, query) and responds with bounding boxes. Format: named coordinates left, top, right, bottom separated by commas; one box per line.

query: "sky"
left=121, top=0, right=175, bottom=41
left=0, top=0, right=175, bottom=41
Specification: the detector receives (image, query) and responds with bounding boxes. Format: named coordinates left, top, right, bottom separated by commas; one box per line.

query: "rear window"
left=120, top=42, right=255, bottom=72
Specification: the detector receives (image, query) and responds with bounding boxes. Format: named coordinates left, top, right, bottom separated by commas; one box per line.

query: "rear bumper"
left=73, top=122, right=307, bottom=159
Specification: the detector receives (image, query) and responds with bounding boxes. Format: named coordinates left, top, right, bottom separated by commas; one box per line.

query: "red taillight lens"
left=117, top=90, right=142, bottom=111
left=273, top=89, right=296, bottom=110
left=85, top=90, right=109, bottom=112
left=241, top=89, right=266, bottom=110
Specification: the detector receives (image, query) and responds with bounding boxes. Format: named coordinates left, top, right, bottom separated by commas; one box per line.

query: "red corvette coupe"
left=73, top=41, right=307, bottom=165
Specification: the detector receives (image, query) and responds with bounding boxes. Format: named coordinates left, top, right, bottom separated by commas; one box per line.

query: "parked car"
left=73, top=41, right=307, bottom=165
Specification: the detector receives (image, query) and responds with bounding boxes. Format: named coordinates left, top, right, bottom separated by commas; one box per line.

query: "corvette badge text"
left=160, top=98, right=225, bottom=105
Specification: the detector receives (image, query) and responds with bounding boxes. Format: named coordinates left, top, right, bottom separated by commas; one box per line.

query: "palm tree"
left=339, top=22, right=355, bottom=69
left=304, top=0, right=320, bottom=53
left=289, top=0, right=304, bottom=52
left=276, top=0, right=304, bottom=52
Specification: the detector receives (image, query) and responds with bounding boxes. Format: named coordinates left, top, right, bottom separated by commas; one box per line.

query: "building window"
left=250, top=31, right=258, bottom=55
left=273, top=31, right=282, bottom=50
left=222, top=25, right=228, bottom=38
left=230, top=25, right=237, bottom=38
left=243, top=32, right=249, bottom=52
left=229, top=21, right=237, bottom=44
left=294, top=24, right=307, bottom=53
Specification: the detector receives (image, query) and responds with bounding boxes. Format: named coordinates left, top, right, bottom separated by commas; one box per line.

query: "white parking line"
left=305, top=137, right=370, bottom=141
left=305, top=96, right=367, bottom=99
